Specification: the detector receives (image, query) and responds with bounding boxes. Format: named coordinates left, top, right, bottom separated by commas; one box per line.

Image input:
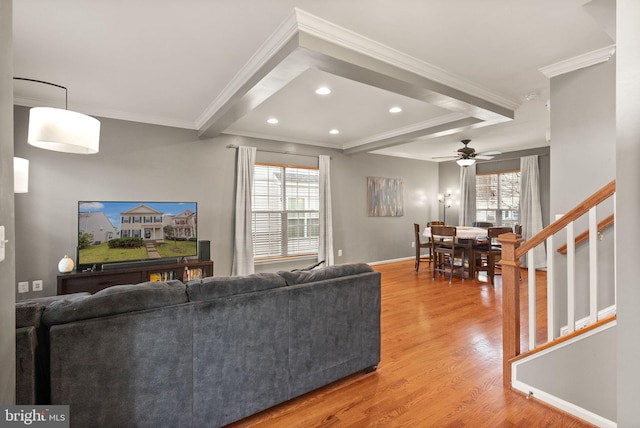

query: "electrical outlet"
left=18, top=281, right=29, bottom=293
left=411, top=241, right=415, bottom=248
left=33, top=280, right=43, bottom=291
left=338, top=249, right=343, bottom=257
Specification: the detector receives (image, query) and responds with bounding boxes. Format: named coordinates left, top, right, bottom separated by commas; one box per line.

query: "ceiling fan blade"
left=477, top=150, right=501, bottom=156
left=475, top=155, right=495, bottom=160
left=431, top=155, right=459, bottom=160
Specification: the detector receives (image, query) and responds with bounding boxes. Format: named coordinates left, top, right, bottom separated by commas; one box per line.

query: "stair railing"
left=498, top=180, right=616, bottom=386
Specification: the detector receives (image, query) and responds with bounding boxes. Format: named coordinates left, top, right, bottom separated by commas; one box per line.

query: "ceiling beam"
left=197, top=8, right=516, bottom=151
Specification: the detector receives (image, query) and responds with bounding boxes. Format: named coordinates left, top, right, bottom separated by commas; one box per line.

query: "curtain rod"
left=226, top=144, right=329, bottom=159
left=476, top=153, right=549, bottom=164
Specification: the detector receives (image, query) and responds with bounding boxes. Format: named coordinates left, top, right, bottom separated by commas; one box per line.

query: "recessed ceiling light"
left=389, top=106, right=402, bottom=113
left=267, top=118, right=279, bottom=124
left=315, top=86, right=331, bottom=95
left=329, top=129, right=340, bottom=135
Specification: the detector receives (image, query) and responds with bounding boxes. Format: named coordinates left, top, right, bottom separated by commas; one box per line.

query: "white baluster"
left=546, top=235, right=555, bottom=341
left=589, top=207, right=598, bottom=325
left=567, top=221, right=575, bottom=334
left=527, top=250, right=536, bottom=350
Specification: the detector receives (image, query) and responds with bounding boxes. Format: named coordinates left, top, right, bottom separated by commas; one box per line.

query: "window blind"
left=476, top=170, right=520, bottom=228
left=252, top=164, right=320, bottom=260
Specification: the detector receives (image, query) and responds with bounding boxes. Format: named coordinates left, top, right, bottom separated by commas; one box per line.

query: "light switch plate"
left=18, top=281, right=29, bottom=293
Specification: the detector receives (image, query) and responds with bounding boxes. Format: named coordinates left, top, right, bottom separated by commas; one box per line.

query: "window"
left=252, top=163, right=320, bottom=260
left=476, top=170, right=520, bottom=228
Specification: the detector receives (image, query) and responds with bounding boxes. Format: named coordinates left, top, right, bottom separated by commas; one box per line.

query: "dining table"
left=423, top=226, right=490, bottom=280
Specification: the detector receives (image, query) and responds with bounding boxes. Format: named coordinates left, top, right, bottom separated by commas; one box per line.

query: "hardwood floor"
left=227, top=260, right=594, bottom=427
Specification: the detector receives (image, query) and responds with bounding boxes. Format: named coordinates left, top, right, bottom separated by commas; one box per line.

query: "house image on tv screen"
left=166, top=209, right=197, bottom=240
left=78, top=211, right=119, bottom=245
left=120, top=204, right=165, bottom=240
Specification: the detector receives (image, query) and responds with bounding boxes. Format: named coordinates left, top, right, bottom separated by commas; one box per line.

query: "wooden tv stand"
left=57, top=260, right=214, bottom=295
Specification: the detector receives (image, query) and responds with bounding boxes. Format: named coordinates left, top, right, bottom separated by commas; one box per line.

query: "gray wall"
left=0, top=0, right=16, bottom=404
left=616, top=0, right=640, bottom=424
left=550, top=57, right=616, bottom=330
left=13, top=105, right=440, bottom=297
left=516, top=324, right=616, bottom=422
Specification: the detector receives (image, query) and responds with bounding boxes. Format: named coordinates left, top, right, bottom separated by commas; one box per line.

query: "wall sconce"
left=13, top=157, right=29, bottom=193
left=14, top=77, right=100, bottom=154
left=437, top=189, right=453, bottom=224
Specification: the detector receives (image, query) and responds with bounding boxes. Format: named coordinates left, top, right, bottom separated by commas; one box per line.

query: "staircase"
left=499, top=180, right=617, bottom=427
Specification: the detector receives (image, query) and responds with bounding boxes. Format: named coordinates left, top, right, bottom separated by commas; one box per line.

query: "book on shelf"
left=149, top=271, right=177, bottom=282
left=183, top=267, right=204, bottom=281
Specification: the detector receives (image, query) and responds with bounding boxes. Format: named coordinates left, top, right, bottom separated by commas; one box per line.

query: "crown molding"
left=14, top=96, right=198, bottom=130
left=539, top=44, right=616, bottom=78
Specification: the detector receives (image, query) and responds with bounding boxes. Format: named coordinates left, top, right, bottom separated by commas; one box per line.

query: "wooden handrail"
left=508, top=315, right=616, bottom=367
left=515, top=180, right=615, bottom=259
left=557, top=214, right=615, bottom=254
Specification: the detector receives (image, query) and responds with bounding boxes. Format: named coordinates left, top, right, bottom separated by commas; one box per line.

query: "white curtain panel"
left=458, top=163, right=476, bottom=226
left=231, top=146, right=256, bottom=276
left=318, top=155, right=334, bottom=266
left=520, top=155, right=547, bottom=268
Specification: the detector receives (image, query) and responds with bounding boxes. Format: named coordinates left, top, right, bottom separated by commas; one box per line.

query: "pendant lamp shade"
left=28, top=107, right=100, bottom=154
left=13, top=157, right=29, bottom=193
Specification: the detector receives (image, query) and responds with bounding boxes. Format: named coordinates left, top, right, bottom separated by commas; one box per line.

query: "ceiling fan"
left=433, top=139, right=501, bottom=166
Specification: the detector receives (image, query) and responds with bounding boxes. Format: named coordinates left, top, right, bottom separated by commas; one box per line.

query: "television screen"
left=77, top=201, right=198, bottom=269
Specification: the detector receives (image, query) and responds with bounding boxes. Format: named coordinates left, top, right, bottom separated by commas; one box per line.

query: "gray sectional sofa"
left=16, top=263, right=381, bottom=427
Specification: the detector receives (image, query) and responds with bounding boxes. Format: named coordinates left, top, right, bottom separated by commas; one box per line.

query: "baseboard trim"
left=510, top=381, right=617, bottom=428
left=368, top=256, right=414, bottom=266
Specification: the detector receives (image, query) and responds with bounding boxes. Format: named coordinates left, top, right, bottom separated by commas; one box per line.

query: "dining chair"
left=413, top=223, right=432, bottom=272
left=473, top=226, right=513, bottom=285
left=514, top=224, right=523, bottom=236
left=472, top=221, right=493, bottom=228
left=431, top=225, right=466, bottom=283
left=428, top=220, right=444, bottom=226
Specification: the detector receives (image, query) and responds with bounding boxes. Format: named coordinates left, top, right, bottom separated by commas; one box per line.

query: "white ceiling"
left=12, top=0, right=615, bottom=161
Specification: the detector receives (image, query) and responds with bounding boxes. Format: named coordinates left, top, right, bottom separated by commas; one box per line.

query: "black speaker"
left=198, top=240, right=211, bottom=261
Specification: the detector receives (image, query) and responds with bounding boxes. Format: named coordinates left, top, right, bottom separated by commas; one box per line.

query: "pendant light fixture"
left=14, top=77, right=100, bottom=154
left=13, top=157, right=29, bottom=193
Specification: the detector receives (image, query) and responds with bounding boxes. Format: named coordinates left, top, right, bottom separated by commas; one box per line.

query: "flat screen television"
left=77, top=201, right=198, bottom=270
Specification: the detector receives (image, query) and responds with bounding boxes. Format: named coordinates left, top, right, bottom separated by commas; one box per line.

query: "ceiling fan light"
left=456, top=158, right=476, bottom=167
left=28, top=107, right=100, bottom=154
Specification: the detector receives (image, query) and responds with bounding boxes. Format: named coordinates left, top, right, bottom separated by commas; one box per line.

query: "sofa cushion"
left=42, top=280, right=187, bottom=326
left=15, top=302, right=46, bottom=329
left=186, top=273, right=286, bottom=302
left=277, top=263, right=374, bottom=285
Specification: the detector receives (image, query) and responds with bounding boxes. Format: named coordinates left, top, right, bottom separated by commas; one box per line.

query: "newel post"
left=497, top=232, right=523, bottom=387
